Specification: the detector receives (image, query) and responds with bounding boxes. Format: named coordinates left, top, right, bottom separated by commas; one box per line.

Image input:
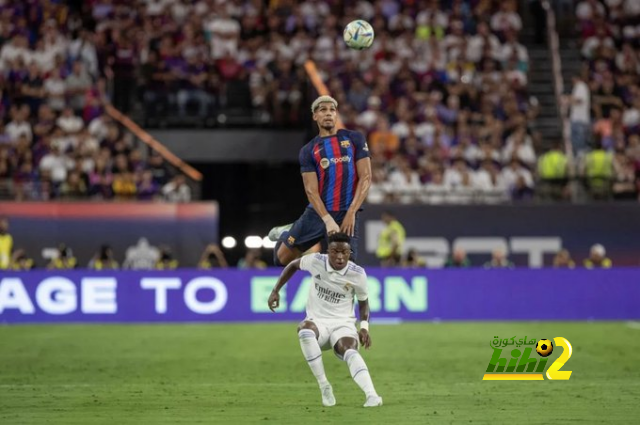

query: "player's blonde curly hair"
left=311, top=95, right=338, bottom=113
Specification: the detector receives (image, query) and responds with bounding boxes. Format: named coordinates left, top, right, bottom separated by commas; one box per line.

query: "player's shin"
left=298, top=329, right=329, bottom=386
left=344, top=349, right=378, bottom=398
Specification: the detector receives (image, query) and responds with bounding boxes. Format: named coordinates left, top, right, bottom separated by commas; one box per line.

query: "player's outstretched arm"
left=268, top=258, right=302, bottom=312
left=302, top=172, right=339, bottom=234
left=358, top=299, right=372, bottom=349
left=342, top=157, right=372, bottom=237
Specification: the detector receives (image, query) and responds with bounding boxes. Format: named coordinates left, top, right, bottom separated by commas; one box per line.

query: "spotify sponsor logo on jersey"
left=320, top=156, right=351, bottom=169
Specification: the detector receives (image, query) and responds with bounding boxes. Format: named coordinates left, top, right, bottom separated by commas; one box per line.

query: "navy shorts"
left=280, top=208, right=360, bottom=260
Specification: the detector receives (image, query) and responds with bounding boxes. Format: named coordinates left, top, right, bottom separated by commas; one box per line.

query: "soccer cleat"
left=267, top=223, right=293, bottom=242
left=363, top=395, right=383, bottom=407
left=320, top=383, right=336, bottom=407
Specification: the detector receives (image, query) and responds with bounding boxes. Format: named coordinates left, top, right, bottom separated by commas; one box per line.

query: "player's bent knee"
left=334, top=336, right=358, bottom=357
left=297, top=321, right=320, bottom=338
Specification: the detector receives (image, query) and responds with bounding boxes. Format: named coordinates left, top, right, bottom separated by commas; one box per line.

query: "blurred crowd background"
left=0, top=0, right=638, bottom=268
left=0, top=0, right=638, bottom=204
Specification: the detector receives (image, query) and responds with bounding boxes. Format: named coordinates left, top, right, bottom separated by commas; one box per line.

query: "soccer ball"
left=536, top=339, right=554, bottom=357
left=343, top=20, right=375, bottom=50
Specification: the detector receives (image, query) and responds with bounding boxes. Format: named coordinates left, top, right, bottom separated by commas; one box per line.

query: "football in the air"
left=343, top=20, right=375, bottom=50
left=536, top=339, right=554, bottom=357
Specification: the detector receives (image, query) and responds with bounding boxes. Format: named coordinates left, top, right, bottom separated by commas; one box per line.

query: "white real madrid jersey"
left=299, top=253, right=369, bottom=322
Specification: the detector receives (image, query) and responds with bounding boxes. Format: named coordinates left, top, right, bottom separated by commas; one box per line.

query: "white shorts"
left=302, top=318, right=359, bottom=356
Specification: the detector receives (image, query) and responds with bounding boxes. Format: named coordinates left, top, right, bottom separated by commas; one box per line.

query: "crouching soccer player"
left=268, top=232, right=382, bottom=407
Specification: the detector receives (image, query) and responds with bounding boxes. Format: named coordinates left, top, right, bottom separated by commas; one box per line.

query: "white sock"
left=298, top=329, right=329, bottom=387
left=344, top=349, right=377, bottom=397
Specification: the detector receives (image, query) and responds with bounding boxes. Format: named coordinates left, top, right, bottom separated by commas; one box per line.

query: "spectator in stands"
left=367, top=168, right=393, bottom=204
left=88, top=157, right=114, bottom=199
left=491, top=1, right=523, bottom=34
left=445, top=248, right=471, bottom=268
left=402, top=248, right=426, bottom=268
left=424, top=168, right=449, bottom=204
left=111, top=37, right=137, bottom=114
left=388, top=157, right=421, bottom=203
left=37, top=145, right=68, bottom=191
left=503, top=126, right=536, bottom=167
left=237, top=249, right=267, bottom=269
left=123, top=238, right=160, bottom=270
left=356, top=96, right=382, bottom=132
left=501, top=158, right=534, bottom=200
left=626, top=134, right=640, bottom=164
left=376, top=211, right=406, bottom=267
left=9, top=249, right=35, bottom=271
left=176, top=55, right=212, bottom=118
left=582, top=138, right=614, bottom=200
left=612, top=146, right=638, bottom=200
left=537, top=142, right=569, bottom=201
left=347, top=79, right=371, bottom=113
left=60, top=170, right=88, bottom=199
left=88, top=245, right=119, bottom=270
left=584, top=244, right=612, bottom=268
left=206, top=7, right=241, bottom=60
left=553, top=249, right=576, bottom=268
left=576, top=0, right=605, bottom=24
left=148, top=152, right=171, bottom=186
left=156, top=246, right=178, bottom=270
left=65, top=61, right=92, bottom=113
left=21, top=63, right=45, bottom=114
left=484, top=248, right=515, bottom=268
left=56, top=107, right=84, bottom=134
left=47, top=244, right=77, bottom=269
left=163, top=175, right=191, bottom=202
left=6, top=107, right=32, bottom=142
left=0, top=217, right=12, bottom=269
left=45, top=69, right=67, bottom=112
left=112, top=172, right=137, bottom=200
left=198, top=244, right=229, bottom=269
left=369, top=117, right=400, bottom=156
left=137, top=170, right=160, bottom=201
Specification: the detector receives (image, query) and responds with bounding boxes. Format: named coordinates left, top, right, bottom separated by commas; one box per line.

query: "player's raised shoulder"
left=313, top=253, right=326, bottom=262
left=300, top=252, right=325, bottom=270
left=347, top=262, right=366, bottom=276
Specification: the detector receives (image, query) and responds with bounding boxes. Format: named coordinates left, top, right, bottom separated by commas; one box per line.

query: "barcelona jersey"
left=299, top=129, right=370, bottom=212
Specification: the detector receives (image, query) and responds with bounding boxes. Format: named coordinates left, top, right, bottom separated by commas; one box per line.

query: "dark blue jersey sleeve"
left=299, top=143, right=315, bottom=173
left=350, top=131, right=370, bottom=161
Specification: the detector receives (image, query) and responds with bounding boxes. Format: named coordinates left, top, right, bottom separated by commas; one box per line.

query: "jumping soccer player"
left=268, top=232, right=382, bottom=408
left=269, top=95, right=372, bottom=266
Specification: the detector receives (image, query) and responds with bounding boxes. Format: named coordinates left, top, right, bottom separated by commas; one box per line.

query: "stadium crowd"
left=127, top=0, right=543, bottom=203
left=0, top=0, right=542, bottom=204
left=568, top=0, right=640, bottom=200
left=0, top=0, right=191, bottom=201
left=1, top=0, right=637, bottom=204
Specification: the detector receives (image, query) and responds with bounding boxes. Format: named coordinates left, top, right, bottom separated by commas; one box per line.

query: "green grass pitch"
left=1, top=322, right=639, bottom=424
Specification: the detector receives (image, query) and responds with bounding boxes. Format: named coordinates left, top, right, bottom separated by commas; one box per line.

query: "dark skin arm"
left=268, top=258, right=302, bottom=312
left=358, top=298, right=372, bottom=349
left=302, top=172, right=331, bottom=219
left=341, top=157, right=372, bottom=237
left=302, top=172, right=339, bottom=234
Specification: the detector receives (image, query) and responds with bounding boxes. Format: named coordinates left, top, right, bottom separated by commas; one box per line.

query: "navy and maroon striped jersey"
left=299, top=129, right=370, bottom=212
